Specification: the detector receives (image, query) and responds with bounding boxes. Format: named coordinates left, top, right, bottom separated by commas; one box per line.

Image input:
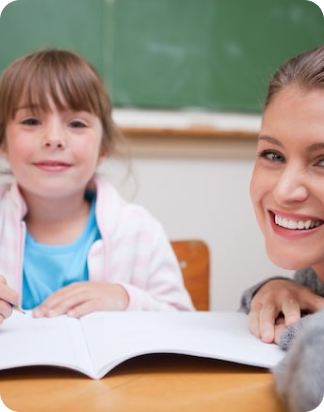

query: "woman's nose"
left=273, top=166, right=309, bottom=206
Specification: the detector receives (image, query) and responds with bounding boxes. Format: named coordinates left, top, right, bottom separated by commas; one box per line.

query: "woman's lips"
left=269, top=210, right=324, bottom=239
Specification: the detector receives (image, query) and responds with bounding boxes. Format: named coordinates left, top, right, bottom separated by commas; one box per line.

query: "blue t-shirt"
left=22, top=194, right=101, bottom=310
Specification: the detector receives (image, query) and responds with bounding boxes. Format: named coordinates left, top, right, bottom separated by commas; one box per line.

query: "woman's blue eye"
left=258, top=150, right=285, bottom=163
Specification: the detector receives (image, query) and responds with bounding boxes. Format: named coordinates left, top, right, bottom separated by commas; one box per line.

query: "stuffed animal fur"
left=273, top=309, right=324, bottom=412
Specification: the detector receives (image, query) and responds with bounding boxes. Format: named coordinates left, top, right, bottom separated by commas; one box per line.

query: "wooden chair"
left=171, top=240, right=210, bottom=311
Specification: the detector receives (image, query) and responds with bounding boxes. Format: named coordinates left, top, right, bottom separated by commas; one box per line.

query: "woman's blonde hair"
left=265, top=45, right=324, bottom=108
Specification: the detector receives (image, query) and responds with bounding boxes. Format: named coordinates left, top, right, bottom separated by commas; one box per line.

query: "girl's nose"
left=273, top=166, right=309, bottom=206
left=42, top=122, right=66, bottom=149
left=42, top=137, right=66, bottom=149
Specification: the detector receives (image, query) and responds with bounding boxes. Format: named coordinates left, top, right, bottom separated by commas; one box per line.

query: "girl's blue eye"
left=258, top=150, right=285, bottom=163
left=22, top=118, right=39, bottom=126
left=316, top=158, right=324, bottom=167
left=70, top=121, right=86, bottom=128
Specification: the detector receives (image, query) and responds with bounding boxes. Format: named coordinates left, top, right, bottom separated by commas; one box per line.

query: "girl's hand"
left=33, top=282, right=130, bottom=318
left=249, top=279, right=324, bottom=344
left=0, top=275, right=19, bottom=324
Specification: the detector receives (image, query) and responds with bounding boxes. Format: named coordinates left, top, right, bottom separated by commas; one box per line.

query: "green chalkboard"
left=0, top=0, right=104, bottom=77
left=0, top=0, right=324, bottom=112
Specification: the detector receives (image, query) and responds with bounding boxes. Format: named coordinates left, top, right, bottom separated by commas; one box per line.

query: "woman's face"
left=250, top=85, right=324, bottom=279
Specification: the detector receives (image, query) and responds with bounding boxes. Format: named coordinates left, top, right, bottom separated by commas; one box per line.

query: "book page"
left=0, top=311, right=95, bottom=377
left=80, top=311, right=285, bottom=379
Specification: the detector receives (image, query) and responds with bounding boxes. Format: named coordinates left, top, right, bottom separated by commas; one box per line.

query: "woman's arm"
left=240, top=270, right=324, bottom=343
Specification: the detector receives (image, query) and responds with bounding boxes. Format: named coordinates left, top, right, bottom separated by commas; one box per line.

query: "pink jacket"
left=0, top=177, right=194, bottom=311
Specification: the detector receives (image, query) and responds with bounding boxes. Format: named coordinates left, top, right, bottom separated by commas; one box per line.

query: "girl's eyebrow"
left=15, top=103, right=40, bottom=112
left=306, top=142, right=324, bottom=152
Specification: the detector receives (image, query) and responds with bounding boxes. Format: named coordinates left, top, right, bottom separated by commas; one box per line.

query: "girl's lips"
left=34, top=161, right=71, bottom=172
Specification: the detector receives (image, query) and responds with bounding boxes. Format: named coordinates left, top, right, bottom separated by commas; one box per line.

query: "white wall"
left=103, top=155, right=293, bottom=311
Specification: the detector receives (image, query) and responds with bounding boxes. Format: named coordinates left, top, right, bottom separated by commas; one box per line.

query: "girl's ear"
left=0, top=127, right=7, bottom=156
left=97, top=155, right=106, bottom=166
left=97, top=148, right=108, bottom=166
left=0, top=143, right=8, bottom=159
left=97, top=139, right=109, bottom=165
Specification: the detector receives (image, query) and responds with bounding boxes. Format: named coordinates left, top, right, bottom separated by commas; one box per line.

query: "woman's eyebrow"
left=258, top=135, right=284, bottom=147
left=258, top=136, right=324, bottom=152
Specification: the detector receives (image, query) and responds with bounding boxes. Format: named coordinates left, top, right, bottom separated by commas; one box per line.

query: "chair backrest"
left=171, top=240, right=210, bottom=311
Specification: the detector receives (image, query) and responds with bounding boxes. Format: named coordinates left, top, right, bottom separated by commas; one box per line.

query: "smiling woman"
left=242, top=47, right=324, bottom=342
left=251, top=86, right=324, bottom=271
left=239, top=46, right=324, bottom=412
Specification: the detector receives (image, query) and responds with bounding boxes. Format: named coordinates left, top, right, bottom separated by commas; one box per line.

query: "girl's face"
left=3, top=97, right=105, bottom=203
left=250, top=86, right=324, bottom=279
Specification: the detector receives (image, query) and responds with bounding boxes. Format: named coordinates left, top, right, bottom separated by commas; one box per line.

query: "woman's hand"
left=33, top=281, right=130, bottom=318
left=249, top=279, right=324, bottom=343
left=0, top=275, right=19, bottom=325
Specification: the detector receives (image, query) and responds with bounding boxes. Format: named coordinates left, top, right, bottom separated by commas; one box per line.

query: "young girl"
left=0, top=48, right=194, bottom=324
left=240, top=46, right=324, bottom=412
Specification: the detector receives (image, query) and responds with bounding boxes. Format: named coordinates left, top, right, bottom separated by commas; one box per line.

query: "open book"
left=0, top=311, right=285, bottom=379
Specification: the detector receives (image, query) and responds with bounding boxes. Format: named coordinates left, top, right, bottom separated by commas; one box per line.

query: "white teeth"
left=274, top=215, right=322, bottom=230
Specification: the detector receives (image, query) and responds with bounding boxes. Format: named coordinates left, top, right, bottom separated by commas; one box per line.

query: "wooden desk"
left=0, top=355, right=287, bottom=412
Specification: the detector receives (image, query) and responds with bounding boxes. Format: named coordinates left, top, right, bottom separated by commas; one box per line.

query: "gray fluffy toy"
left=273, top=309, right=324, bottom=412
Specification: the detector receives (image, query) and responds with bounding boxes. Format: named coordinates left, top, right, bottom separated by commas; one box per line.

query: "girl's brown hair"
left=0, top=48, right=121, bottom=155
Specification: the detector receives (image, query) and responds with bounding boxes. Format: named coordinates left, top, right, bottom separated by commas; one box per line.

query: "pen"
left=11, top=304, right=26, bottom=314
